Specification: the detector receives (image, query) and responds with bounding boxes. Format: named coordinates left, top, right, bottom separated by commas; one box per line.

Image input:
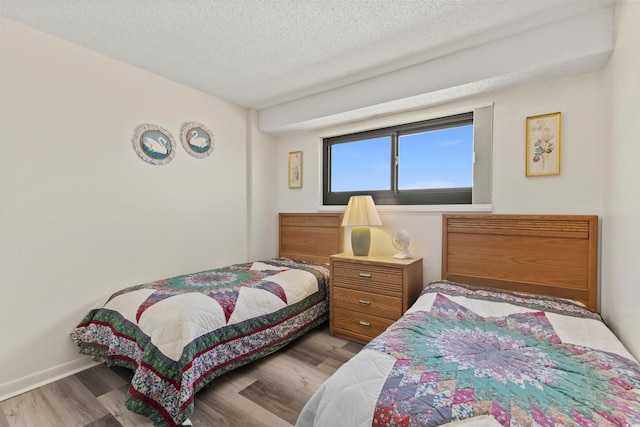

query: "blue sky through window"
left=399, top=125, right=473, bottom=189
left=331, top=136, right=391, bottom=192
left=330, top=125, right=472, bottom=192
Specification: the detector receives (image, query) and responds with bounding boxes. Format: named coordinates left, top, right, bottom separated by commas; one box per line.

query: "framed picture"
left=288, top=151, right=302, bottom=188
left=180, top=122, right=214, bottom=158
left=132, top=124, right=176, bottom=165
left=526, top=112, right=561, bottom=176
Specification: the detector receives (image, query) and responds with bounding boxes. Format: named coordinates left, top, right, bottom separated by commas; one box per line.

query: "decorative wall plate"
left=132, top=124, right=176, bottom=165
left=181, top=122, right=214, bottom=158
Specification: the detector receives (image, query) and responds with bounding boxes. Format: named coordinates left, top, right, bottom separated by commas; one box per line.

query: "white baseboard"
left=0, top=357, right=100, bottom=402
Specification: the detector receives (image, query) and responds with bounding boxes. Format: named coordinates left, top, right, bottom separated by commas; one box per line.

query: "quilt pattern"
left=130, top=263, right=288, bottom=323
left=71, top=258, right=329, bottom=427
left=368, top=292, right=640, bottom=426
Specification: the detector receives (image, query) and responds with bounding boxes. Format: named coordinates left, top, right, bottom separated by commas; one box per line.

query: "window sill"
left=319, top=204, right=493, bottom=213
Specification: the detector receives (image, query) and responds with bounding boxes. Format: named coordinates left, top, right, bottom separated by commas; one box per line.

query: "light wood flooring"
left=0, top=324, right=363, bottom=427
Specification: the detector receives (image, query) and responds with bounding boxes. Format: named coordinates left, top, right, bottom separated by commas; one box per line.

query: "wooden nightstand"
left=329, top=253, right=423, bottom=344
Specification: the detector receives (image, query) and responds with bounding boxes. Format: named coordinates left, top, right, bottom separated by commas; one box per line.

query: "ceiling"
left=1, top=0, right=616, bottom=134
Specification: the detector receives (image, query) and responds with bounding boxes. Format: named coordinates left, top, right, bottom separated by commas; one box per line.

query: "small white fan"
left=392, top=228, right=412, bottom=259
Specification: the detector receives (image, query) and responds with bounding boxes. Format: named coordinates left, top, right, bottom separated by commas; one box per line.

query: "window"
left=323, top=106, right=492, bottom=206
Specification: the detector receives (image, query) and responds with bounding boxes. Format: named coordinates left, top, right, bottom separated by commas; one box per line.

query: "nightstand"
left=329, top=253, right=423, bottom=344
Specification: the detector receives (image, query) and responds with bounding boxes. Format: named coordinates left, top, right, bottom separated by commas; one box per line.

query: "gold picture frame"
left=288, top=151, right=302, bottom=188
left=526, top=112, right=561, bottom=176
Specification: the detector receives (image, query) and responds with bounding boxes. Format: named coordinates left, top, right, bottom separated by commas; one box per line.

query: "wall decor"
left=132, top=124, right=176, bottom=165
left=526, top=112, right=561, bottom=176
left=180, top=122, right=214, bottom=158
left=288, top=151, right=302, bottom=188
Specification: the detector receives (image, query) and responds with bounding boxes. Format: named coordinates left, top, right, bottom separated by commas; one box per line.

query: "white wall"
left=277, top=73, right=604, bottom=285
left=0, top=19, right=253, bottom=398
left=601, top=1, right=640, bottom=359
left=247, top=109, right=278, bottom=260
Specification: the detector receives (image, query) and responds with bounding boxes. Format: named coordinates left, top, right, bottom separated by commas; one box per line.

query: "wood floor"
left=0, top=324, right=363, bottom=427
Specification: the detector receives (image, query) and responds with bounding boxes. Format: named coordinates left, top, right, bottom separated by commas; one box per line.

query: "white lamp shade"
left=341, top=195, right=382, bottom=227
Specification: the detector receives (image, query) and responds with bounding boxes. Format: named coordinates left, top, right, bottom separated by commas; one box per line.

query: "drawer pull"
left=359, top=272, right=372, bottom=278
left=359, top=321, right=372, bottom=327
left=358, top=299, right=372, bottom=305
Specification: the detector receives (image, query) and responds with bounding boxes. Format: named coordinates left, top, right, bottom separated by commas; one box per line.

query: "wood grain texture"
left=329, top=253, right=423, bottom=344
left=332, top=287, right=403, bottom=319
left=278, top=213, right=343, bottom=264
left=442, top=214, right=598, bottom=309
left=0, top=325, right=362, bottom=427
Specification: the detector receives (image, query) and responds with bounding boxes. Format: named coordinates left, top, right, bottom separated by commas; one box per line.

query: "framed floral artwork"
left=180, top=122, right=214, bottom=158
left=526, top=112, right=561, bottom=176
left=288, top=151, right=302, bottom=188
left=132, top=124, right=176, bottom=165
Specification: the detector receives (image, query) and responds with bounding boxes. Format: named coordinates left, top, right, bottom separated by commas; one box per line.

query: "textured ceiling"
left=1, top=0, right=616, bottom=134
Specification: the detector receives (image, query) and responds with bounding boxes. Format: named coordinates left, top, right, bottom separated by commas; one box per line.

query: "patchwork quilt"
left=71, top=258, right=330, bottom=427
left=297, top=281, right=640, bottom=427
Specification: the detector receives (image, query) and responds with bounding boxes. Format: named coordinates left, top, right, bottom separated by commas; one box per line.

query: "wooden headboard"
left=278, top=213, right=343, bottom=264
left=442, top=214, right=598, bottom=309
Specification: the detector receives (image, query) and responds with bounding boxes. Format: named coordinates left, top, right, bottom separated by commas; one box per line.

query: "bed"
left=297, top=214, right=640, bottom=426
left=71, top=212, right=343, bottom=427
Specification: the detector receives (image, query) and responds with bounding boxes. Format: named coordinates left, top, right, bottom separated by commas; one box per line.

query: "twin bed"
left=298, top=214, right=640, bottom=426
left=71, top=213, right=343, bottom=426
left=72, top=213, right=640, bottom=426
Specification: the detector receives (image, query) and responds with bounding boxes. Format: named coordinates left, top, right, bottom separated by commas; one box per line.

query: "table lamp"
left=341, top=195, right=383, bottom=256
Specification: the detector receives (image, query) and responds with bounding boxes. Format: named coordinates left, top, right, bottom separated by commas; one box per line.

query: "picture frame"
left=132, top=124, right=176, bottom=165
left=180, top=122, right=214, bottom=158
left=526, top=112, right=561, bottom=176
left=288, top=151, right=302, bottom=188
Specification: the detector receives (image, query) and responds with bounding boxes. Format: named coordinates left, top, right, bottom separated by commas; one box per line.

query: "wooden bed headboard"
left=278, top=213, right=343, bottom=264
left=442, top=214, right=598, bottom=309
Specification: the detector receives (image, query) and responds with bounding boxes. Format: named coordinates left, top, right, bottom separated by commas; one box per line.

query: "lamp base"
left=351, top=226, right=371, bottom=256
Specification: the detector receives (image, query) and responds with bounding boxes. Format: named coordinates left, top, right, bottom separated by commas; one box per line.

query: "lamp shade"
left=342, top=196, right=382, bottom=256
left=341, top=195, right=382, bottom=227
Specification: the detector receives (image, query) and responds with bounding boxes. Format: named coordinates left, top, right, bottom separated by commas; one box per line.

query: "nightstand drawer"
left=333, top=307, right=395, bottom=339
left=332, top=261, right=403, bottom=293
left=332, top=287, right=402, bottom=319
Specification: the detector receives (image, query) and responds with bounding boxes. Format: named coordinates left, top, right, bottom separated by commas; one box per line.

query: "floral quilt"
left=368, top=282, right=640, bottom=426
left=71, top=258, right=329, bottom=427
